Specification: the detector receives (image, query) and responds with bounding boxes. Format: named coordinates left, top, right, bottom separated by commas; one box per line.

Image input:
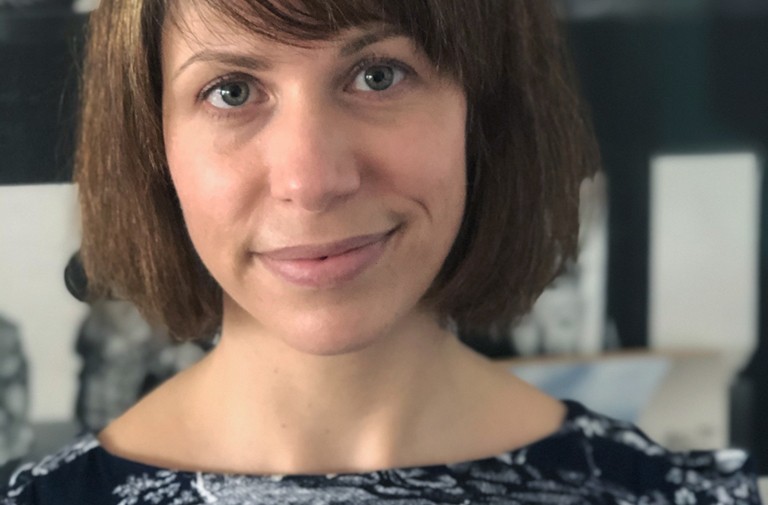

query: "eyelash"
left=197, top=56, right=416, bottom=117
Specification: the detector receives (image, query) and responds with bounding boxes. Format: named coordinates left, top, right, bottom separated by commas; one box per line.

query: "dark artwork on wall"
left=0, top=8, right=85, bottom=185
left=0, top=1, right=71, bottom=8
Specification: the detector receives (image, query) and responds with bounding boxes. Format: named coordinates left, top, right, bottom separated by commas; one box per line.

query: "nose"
left=263, top=96, right=361, bottom=213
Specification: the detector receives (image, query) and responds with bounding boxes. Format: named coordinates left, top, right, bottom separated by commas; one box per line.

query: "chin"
left=221, top=277, right=430, bottom=358
left=288, top=337, right=376, bottom=357
left=276, top=316, right=391, bottom=357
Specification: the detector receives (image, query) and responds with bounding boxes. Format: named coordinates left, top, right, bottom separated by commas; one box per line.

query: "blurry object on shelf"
left=0, top=314, right=33, bottom=467
left=510, top=353, right=670, bottom=422
left=512, top=267, right=585, bottom=355
left=511, top=172, right=608, bottom=356
left=636, top=351, right=734, bottom=451
left=75, top=300, right=208, bottom=432
left=71, top=0, right=96, bottom=12
left=64, top=252, right=88, bottom=303
left=502, top=350, right=731, bottom=451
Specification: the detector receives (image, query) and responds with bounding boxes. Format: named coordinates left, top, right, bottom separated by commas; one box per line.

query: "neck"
left=182, top=307, right=496, bottom=474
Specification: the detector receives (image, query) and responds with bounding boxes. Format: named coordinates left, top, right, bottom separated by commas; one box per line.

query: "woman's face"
left=161, top=6, right=467, bottom=355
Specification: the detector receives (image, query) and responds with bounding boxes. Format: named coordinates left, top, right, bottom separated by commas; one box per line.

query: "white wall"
left=0, top=184, right=86, bottom=422
left=649, top=152, right=761, bottom=371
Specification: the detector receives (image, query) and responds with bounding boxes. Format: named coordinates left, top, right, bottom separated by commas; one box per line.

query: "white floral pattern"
left=1, top=402, right=762, bottom=504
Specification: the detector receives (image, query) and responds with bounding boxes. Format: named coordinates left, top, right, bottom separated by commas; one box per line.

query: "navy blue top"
left=1, top=401, right=761, bottom=504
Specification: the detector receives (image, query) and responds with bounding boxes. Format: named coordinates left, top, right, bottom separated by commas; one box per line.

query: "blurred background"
left=0, top=0, right=766, bottom=484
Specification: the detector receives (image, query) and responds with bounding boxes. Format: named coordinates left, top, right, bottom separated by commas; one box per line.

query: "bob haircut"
left=76, top=0, right=599, bottom=342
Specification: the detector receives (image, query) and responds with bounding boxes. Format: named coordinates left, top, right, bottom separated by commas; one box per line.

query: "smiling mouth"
left=259, top=230, right=394, bottom=261
left=256, top=228, right=399, bottom=288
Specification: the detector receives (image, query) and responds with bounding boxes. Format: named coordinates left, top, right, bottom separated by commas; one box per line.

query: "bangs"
left=179, top=0, right=389, bottom=39
left=166, top=0, right=464, bottom=78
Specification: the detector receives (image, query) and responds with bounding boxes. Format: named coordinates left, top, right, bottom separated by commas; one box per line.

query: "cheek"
left=383, top=106, right=467, bottom=222
left=165, top=130, right=251, bottom=256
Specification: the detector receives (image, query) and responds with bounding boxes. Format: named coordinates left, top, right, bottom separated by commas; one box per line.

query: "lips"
left=256, top=229, right=397, bottom=288
left=259, top=232, right=391, bottom=261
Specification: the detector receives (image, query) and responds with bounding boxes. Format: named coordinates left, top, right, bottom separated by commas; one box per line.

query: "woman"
left=2, top=0, right=761, bottom=503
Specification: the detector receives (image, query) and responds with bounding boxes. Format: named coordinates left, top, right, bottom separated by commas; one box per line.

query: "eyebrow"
left=338, top=26, right=405, bottom=57
left=173, top=26, right=405, bottom=81
left=173, top=52, right=271, bottom=81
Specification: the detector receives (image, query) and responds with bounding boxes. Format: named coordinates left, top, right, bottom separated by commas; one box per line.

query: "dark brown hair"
left=76, top=0, right=599, bottom=341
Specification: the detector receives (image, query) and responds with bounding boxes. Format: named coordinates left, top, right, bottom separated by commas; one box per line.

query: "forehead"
left=161, top=5, right=414, bottom=81
left=159, top=0, right=465, bottom=85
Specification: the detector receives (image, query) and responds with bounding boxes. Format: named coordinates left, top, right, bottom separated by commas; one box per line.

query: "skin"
left=98, top=4, right=565, bottom=475
left=163, top=20, right=467, bottom=358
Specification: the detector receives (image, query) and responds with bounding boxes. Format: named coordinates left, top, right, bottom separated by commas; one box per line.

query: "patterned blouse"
left=1, top=401, right=761, bottom=504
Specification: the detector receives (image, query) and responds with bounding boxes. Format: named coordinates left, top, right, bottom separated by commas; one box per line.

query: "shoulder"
left=1, top=434, right=206, bottom=505
left=0, top=435, right=100, bottom=505
left=538, top=401, right=762, bottom=504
